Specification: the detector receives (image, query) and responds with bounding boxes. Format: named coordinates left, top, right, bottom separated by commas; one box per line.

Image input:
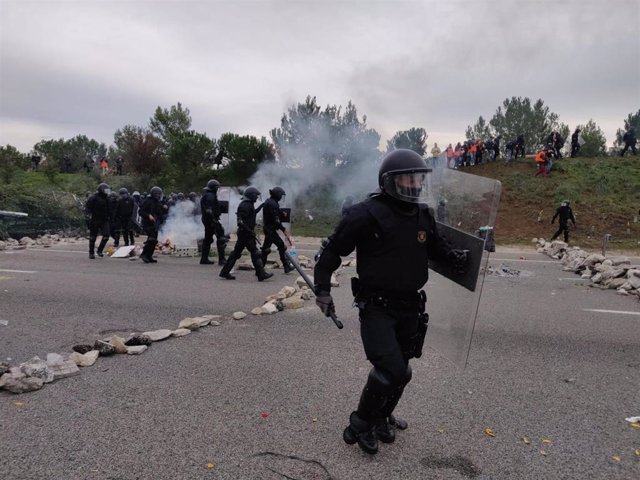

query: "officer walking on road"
left=313, top=149, right=468, bottom=455
left=85, top=183, right=112, bottom=259
left=550, top=200, right=576, bottom=243
left=200, top=179, right=228, bottom=265
left=260, top=187, right=294, bottom=273
left=139, top=186, right=165, bottom=263
left=219, top=186, right=273, bottom=281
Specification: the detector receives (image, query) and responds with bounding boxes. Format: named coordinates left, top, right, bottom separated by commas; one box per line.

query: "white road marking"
left=583, top=309, right=640, bottom=316
left=0, top=269, right=37, bottom=274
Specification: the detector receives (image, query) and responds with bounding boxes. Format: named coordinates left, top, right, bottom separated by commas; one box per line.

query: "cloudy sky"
left=1, top=0, right=639, bottom=154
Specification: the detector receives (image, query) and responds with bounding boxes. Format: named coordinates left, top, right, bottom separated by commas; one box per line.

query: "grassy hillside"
left=2, top=156, right=639, bottom=251
left=466, top=156, right=640, bottom=249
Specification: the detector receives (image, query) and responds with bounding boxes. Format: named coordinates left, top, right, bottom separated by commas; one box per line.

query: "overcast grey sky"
left=1, top=0, right=639, bottom=153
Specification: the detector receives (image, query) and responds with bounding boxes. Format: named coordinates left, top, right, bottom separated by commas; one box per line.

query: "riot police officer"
left=114, top=188, right=135, bottom=247
left=314, top=149, right=467, bottom=455
left=551, top=200, right=576, bottom=243
left=219, top=186, right=273, bottom=281
left=139, top=186, right=165, bottom=263
left=571, top=128, right=582, bottom=157
left=85, top=183, right=112, bottom=259
left=200, top=179, right=228, bottom=265
left=260, top=186, right=294, bottom=273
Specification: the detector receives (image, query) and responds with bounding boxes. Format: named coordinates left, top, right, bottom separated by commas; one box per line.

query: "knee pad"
left=365, top=367, right=395, bottom=397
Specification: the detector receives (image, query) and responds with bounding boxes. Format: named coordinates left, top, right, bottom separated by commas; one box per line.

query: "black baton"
left=283, top=250, right=343, bottom=329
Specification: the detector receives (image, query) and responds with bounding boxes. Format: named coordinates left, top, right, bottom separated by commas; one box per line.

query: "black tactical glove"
left=315, top=290, right=335, bottom=317
left=447, top=249, right=468, bottom=272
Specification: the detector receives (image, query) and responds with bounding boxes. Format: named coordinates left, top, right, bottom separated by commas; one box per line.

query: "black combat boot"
left=253, top=257, right=273, bottom=281
left=375, top=418, right=396, bottom=444
left=219, top=254, right=237, bottom=280
left=200, top=243, right=214, bottom=264
left=280, top=251, right=295, bottom=273
left=217, top=245, right=227, bottom=265
left=343, top=412, right=379, bottom=454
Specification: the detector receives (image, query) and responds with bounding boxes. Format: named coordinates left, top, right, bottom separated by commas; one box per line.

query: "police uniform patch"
left=417, top=231, right=427, bottom=243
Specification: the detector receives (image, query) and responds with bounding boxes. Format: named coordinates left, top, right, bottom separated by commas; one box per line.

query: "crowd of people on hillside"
left=432, top=126, right=637, bottom=178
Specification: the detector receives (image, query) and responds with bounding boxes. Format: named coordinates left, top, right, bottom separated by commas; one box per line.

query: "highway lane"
left=1, top=243, right=639, bottom=479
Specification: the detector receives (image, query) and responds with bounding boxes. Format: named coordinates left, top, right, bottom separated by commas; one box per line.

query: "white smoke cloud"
left=159, top=200, right=202, bottom=247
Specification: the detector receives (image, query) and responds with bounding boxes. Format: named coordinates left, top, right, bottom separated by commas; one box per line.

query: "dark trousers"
left=620, top=143, right=638, bottom=156
left=355, top=302, right=418, bottom=421
left=219, top=232, right=265, bottom=277
left=261, top=228, right=289, bottom=266
left=551, top=223, right=570, bottom=242
left=141, top=224, right=158, bottom=259
left=114, top=218, right=134, bottom=246
left=571, top=144, right=580, bottom=157
left=201, top=219, right=227, bottom=261
left=89, top=220, right=110, bottom=254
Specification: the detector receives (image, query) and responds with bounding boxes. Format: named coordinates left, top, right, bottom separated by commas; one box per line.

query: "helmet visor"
left=382, top=171, right=430, bottom=204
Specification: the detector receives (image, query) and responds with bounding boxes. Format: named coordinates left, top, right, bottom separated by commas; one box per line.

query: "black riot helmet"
left=188, top=192, right=197, bottom=201
left=205, top=179, right=220, bottom=191
left=378, top=149, right=431, bottom=204
left=150, top=186, right=163, bottom=200
left=243, top=186, right=261, bottom=202
left=119, top=187, right=129, bottom=196
left=177, top=192, right=185, bottom=201
left=269, top=186, right=286, bottom=201
left=97, top=183, right=111, bottom=195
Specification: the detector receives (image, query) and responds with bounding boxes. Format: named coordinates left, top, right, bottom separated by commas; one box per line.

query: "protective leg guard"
left=356, top=368, right=394, bottom=420
left=219, top=252, right=238, bottom=279
left=343, top=412, right=378, bottom=454
left=216, top=244, right=227, bottom=265
left=97, top=237, right=109, bottom=256
left=89, top=237, right=96, bottom=256
left=381, top=365, right=412, bottom=432
left=200, top=243, right=214, bottom=264
left=252, top=255, right=273, bottom=281
left=279, top=250, right=294, bottom=273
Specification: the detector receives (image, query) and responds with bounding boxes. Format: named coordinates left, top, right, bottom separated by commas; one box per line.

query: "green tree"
left=0, top=145, right=28, bottom=183
left=149, top=102, right=192, bottom=145
left=218, top=133, right=275, bottom=178
left=386, top=127, right=428, bottom=155
left=614, top=109, right=640, bottom=151
left=465, top=116, right=492, bottom=143
left=575, top=119, right=607, bottom=157
left=113, top=125, right=166, bottom=175
left=488, top=97, right=560, bottom=154
left=167, top=130, right=217, bottom=176
left=270, top=95, right=380, bottom=168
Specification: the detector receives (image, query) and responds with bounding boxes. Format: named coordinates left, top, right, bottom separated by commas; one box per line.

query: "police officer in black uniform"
left=200, top=180, right=228, bottom=265
left=550, top=200, right=576, bottom=243
left=139, top=186, right=165, bottom=263
left=114, top=188, right=135, bottom=247
left=260, top=186, right=294, bottom=273
left=314, top=149, right=467, bottom=455
left=85, top=183, right=112, bottom=259
left=219, top=186, right=273, bottom=281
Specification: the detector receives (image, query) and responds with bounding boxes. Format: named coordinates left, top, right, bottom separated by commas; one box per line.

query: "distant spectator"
left=445, top=143, right=454, bottom=167
left=493, top=135, right=501, bottom=161
left=453, top=143, right=463, bottom=168
left=514, top=134, right=525, bottom=159
left=570, top=128, right=582, bottom=158
left=547, top=131, right=565, bottom=159
left=115, top=156, right=124, bottom=175
left=31, top=154, right=41, bottom=171
left=620, top=128, right=637, bottom=157
left=534, top=148, right=549, bottom=177
left=100, top=157, right=109, bottom=175
left=341, top=195, right=355, bottom=216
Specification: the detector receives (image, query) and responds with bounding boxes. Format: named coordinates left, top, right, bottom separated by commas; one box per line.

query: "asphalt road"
left=1, top=241, right=639, bottom=480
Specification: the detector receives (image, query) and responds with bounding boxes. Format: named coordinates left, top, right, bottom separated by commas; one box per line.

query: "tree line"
left=1, top=97, right=638, bottom=186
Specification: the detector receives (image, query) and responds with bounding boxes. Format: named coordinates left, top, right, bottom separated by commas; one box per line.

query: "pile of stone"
left=534, top=238, right=640, bottom=300
left=0, top=234, right=86, bottom=251
left=0, top=314, right=222, bottom=394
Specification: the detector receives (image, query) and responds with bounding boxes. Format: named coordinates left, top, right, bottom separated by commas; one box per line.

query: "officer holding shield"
left=314, top=149, right=468, bottom=455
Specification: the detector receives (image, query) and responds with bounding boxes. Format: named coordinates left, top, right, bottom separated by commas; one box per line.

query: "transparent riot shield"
left=217, top=186, right=232, bottom=234
left=423, top=164, right=502, bottom=369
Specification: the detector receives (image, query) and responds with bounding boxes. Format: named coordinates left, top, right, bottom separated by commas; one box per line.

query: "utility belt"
left=351, top=277, right=425, bottom=311
left=351, top=277, right=429, bottom=358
